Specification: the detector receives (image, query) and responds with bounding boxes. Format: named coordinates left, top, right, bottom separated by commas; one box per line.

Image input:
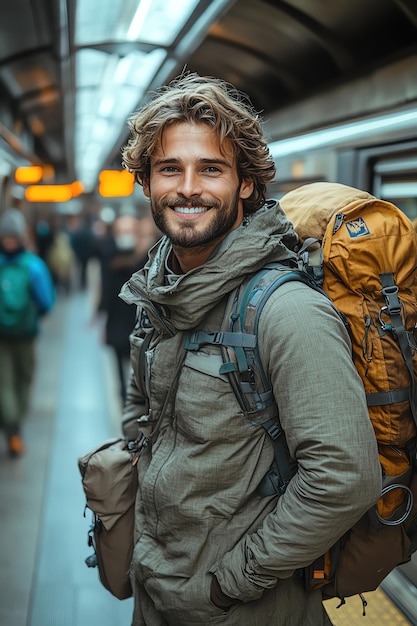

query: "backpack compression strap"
left=186, top=267, right=317, bottom=412
left=370, top=272, right=417, bottom=425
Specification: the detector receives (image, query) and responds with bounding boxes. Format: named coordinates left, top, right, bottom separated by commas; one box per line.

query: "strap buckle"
left=381, top=284, right=401, bottom=316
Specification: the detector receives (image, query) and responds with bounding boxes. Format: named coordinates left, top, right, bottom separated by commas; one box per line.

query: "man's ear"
left=239, top=178, right=254, bottom=199
left=142, top=178, right=150, bottom=198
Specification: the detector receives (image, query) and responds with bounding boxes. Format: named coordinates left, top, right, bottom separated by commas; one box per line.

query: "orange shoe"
left=8, top=434, right=25, bottom=457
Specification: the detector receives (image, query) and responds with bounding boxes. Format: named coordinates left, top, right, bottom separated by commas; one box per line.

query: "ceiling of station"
left=0, top=0, right=416, bottom=191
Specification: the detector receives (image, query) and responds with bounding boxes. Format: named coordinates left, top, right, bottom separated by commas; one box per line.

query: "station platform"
left=0, top=278, right=414, bottom=626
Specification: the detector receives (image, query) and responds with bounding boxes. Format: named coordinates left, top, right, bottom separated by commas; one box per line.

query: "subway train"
left=266, top=103, right=417, bottom=223
left=1, top=1, right=417, bottom=624
left=263, top=51, right=417, bottom=224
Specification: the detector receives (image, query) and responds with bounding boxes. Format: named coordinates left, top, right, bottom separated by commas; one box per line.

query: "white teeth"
left=174, top=207, right=208, bottom=214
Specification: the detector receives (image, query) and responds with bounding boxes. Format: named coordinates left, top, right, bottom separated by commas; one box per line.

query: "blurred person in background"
left=68, top=215, right=95, bottom=290
left=45, top=225, right=75, bottom=295
left=0, top=208, right=55, bottom=456
left=95, top=214, right=158, bottom=403
left=34, top=217, right=54, bottom=262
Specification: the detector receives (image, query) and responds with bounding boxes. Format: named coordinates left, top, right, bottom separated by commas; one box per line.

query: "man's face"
left=142, top=122, right=253, bottom=253
left=0, top=236, right=21, bottom=253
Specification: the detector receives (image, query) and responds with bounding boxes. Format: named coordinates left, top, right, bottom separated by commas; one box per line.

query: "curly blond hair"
left=121, top=73, right=276, bottom=213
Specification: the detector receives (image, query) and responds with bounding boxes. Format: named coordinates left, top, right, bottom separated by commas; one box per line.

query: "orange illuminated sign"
left=42, top=164, right=55, bottom=181
left=15, top=166, right=43, bottom=184
left=98, top=170, right=134, bottom=197
left=71, top=181, right=85, bottom=197
left=25, top=182, right=84, bottom=203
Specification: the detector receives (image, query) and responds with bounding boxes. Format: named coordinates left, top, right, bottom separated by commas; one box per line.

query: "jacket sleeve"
left=214, top=282, right=382, bottom=602
left=122, top=369, right=148, bottom=440
left=121, top=320, right=152, bottom=440
left=29, top=255, right=55, bottom=314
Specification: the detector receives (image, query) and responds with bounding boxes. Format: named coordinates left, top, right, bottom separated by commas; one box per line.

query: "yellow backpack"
left=281, top=181, right=417, bottom=601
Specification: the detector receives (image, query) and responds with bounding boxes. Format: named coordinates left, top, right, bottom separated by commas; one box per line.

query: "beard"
left=150, top=189, right=241, bottom=249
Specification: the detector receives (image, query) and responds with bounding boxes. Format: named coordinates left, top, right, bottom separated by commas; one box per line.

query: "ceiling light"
left=114, top=56, right=135, bottom=84
left=126, top=0, right=200, bottom=45
left=269, top=108, right=417, bottom=158
left=127, top=0, right=153, bottom=40
left=98, top=96, right=115, bottom=117
left=76, top=0, right=200, bottom=46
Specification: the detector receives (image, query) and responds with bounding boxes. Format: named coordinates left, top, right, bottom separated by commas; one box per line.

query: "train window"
left=373, top=156, right=417, bottom=220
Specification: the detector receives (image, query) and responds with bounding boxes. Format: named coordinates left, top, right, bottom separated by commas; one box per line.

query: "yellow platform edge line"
left=324, top=588, right=411, bottom=625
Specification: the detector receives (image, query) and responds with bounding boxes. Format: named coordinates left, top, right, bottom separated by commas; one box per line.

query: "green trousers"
left=0, top=338, right=35, bottom=435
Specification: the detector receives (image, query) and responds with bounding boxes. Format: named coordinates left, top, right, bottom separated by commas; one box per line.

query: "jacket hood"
left=0, top=208, right=27, bottom=242
left=119, top=200, right=298, bottom=336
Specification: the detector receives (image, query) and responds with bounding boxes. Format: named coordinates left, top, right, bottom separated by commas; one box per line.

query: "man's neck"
left=170, top=252, right=183, bottom=274
left=171, top=245, right=215, bottom=273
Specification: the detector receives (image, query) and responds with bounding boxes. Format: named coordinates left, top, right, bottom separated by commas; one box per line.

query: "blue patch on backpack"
left=345, top=217, right=370, bottom=238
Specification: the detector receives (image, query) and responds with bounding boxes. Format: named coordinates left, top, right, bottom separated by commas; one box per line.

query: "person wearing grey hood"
left=0, top=207, right=55, bottom=456
left=118, top=73, right=381, bottom=625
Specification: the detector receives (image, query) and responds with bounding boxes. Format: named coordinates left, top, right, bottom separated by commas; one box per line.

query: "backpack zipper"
left=333, top=213, right=345, bottom=234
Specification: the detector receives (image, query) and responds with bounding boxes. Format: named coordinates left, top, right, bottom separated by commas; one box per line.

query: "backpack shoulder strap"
left=187, top=263, right=328, bottom=411
left=186, top=262, right=326, bottom=496
left=224, top=265, right=319, bottom=413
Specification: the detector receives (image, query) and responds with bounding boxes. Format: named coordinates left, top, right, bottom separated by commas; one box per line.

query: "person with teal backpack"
left=0, top=208, right=55, bottom=456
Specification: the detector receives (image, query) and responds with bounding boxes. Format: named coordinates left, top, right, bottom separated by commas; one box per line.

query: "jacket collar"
left=119, top=200, right=298, bottom=336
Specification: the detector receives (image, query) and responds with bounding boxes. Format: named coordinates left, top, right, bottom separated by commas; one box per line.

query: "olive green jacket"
left=120, top=201, right=381, bottom=626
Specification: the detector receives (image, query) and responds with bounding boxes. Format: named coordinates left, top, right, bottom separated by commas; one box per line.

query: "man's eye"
left=204, top=166, right=220, bottom=173
left=161, top=166, right=178, bottom=173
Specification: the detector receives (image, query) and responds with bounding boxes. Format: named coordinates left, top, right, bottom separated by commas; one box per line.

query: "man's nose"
left=176, top=170, right=203, bottom=197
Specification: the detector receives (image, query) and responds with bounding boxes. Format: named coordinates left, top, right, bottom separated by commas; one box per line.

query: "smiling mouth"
left=173, top=207, right=209, bottom=214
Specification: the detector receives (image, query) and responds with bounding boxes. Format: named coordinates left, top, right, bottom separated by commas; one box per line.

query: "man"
left=0, top=208, right=55, bottom=456
left=119, top=73, right=381, bottom=625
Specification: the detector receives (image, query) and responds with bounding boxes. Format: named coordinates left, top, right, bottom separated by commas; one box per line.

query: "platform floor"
left=0, top=284, right=413, bottom=625
left=324, top=590, right=411, bottom=625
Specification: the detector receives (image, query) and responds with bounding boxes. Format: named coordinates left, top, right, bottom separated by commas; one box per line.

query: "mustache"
left=160, top=197, right=220, bottom=209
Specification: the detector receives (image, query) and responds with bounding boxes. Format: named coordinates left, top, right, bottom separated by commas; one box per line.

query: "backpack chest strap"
left=186, top=330, right=256, bottom=350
